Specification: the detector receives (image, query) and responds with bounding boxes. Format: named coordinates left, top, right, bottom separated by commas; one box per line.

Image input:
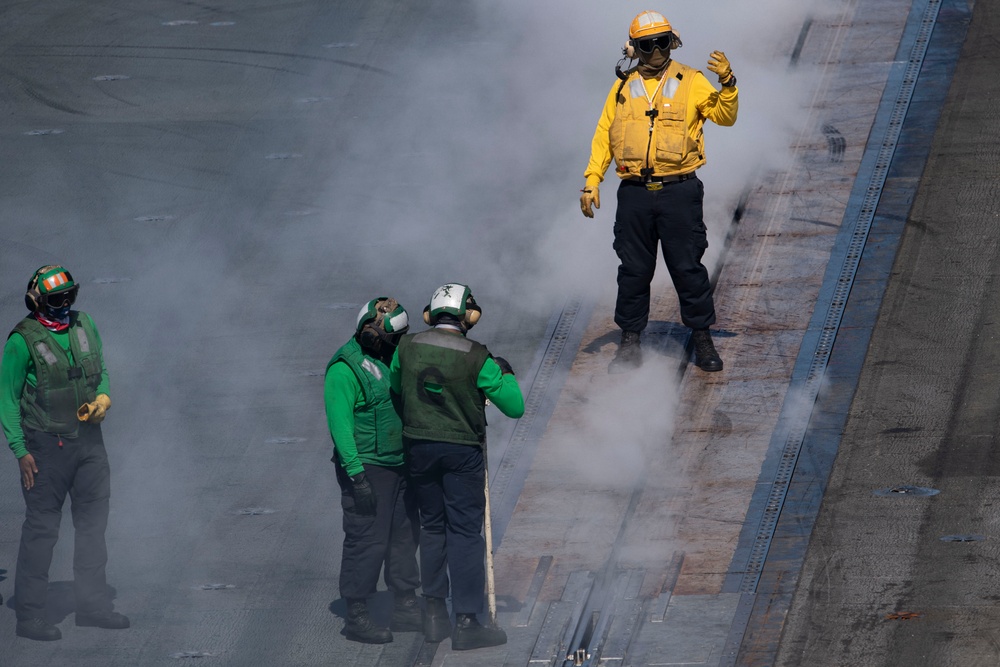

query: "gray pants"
left=335, top=462, right=420, bottom=600
left=15, top=424, right=112, bottom=621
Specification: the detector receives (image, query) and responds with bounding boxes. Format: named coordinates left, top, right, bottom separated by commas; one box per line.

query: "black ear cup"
left=423, top=305, right=433, bottom=326
left=24, top=269, right=45, bottom=311
left=24, top=277, right=41, bottom=311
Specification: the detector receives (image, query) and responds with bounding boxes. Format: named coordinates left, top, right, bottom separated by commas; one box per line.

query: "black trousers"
left=406, top=440, right=486, bottom=615
left=613, top=176, right=717, bottom=332
left=335, top=462, right=420, bottom=600
left=15, top=424, right=112, bottom=621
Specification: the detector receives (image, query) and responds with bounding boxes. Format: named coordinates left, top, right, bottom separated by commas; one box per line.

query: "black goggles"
left=45, top=286, right=78, bottom=308
left=635, top=34, right=673, bottom=54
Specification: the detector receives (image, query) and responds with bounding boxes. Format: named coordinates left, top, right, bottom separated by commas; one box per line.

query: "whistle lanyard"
left=640, top=74, right=666, bottom=176
left=643, top=74, right=666, bottom=131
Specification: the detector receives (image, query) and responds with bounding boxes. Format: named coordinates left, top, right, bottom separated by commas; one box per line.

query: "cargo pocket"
left=654, top=103, right=685, bottom=162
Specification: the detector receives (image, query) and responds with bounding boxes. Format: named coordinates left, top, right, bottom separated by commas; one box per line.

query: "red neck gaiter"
left=35, top=313, right=69, bottom=332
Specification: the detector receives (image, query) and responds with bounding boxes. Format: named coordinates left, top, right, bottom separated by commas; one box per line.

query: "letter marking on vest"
left=416, top=367, right=447, bottom=407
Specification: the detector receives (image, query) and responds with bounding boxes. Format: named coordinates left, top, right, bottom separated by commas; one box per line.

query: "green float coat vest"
left=13, top=313, right=103, bottom=437
left=396, top=329, right=490, bottom=446
left=328, top=338, right=404, bottom=466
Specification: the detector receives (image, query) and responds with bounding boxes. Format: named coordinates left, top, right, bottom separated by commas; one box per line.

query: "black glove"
left=494, top=356, right=515, bottom=376
left=350, top=473, right=377, bottom=516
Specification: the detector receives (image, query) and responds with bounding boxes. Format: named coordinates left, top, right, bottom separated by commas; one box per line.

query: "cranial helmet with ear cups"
left=25, top=265, right=78, bottom=312
left=624, top=10, right=682, bottom=58
left=422, top=283, right=481, bottom=329
left=355, top=297, right=409, bottom=350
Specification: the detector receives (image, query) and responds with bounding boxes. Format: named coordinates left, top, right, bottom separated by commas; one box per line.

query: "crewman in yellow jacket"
left=580, top=10, right=738, bottom=373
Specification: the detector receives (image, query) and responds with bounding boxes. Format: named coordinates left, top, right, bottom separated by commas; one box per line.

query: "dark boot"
left=452, top=613, right=507, bottom=650
left=344, top=599, right=392, bottom=644
left=391, top=590, right=423, bottom=632
left=608, top=330, right=642, bottom=374
left=76, top=610, right=130, bottom=629
left=423, top=596, right=451, bottom=643
left=691, top=329, right=723, bottom=372
left=16, top=617, right=61, bottom=641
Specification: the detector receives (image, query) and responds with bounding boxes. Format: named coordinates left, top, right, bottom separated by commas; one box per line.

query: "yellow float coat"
left=584, top=60, right=738, bottom=187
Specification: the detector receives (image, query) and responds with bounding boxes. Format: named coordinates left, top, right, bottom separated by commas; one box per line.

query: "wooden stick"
left=483, top=449, right=498, bottom=627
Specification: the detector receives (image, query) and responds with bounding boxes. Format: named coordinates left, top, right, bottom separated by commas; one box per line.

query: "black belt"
left=623, top=173, right=695, bottom=190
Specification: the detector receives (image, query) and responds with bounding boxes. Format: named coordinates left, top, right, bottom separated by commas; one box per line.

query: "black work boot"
left=344, top=599, right=392, bottom=644
left=608, top=330, right=642, bottom=374
left=391, top=590, right=423, bottom=632
left=76, top=610, right=130, bottom=629
left=16, top=617, right=62, bottom=641
left=452, top=613, right=507, bottom=650
left=691, top=328, right=723, bottom=372
left=423, top=596, right=451, bottom=643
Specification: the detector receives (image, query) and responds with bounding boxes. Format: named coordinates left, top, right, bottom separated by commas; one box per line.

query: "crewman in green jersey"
left=325, top=297, right=421, bottom=644
left=1, top=266, right=129, bottom=641
left=389, top=283, right=525, bottom=650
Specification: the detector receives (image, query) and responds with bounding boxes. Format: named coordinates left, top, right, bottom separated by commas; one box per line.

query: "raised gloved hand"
left=580, top=183, right=600, bottom=218
left=707, top=50, right=735, bottom=85
left=77, top=393, right=111, bottom=424
left=494, top=356, right=515, bottom=376
left=350, top=472, right=377, bottom=517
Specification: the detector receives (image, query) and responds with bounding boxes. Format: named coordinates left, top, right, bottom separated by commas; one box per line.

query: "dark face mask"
left=638, top=47, right=670, bottom=71
left=45, top=304, right=71, bottom=320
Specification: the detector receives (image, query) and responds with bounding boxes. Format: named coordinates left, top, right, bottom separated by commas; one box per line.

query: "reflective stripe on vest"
left=609, top=61, right=704, bottom=178
left=34, top=342, right=59, bottom=366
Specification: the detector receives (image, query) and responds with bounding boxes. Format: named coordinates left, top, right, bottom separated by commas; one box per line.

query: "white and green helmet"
left=356, top=297, right=409, bottom=335
left=424, top=283, right=480, bottom=327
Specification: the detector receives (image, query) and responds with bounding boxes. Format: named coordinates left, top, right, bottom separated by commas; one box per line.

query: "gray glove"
left=350, top=473, right=377, bottom=516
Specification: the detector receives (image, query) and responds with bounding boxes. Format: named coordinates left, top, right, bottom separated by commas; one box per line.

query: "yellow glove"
left=707, top=50, right=734, bottom=84
left=580, top=184, right=600, bottom=218
left=77, top=394, right=111, bottom=424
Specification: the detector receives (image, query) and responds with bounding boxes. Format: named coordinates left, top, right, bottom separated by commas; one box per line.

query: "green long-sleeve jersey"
left=1, top=312, right=110, bottom=458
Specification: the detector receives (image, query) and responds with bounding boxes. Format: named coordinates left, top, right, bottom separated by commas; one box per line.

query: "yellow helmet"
left=625, top=11, right=682, bottom=58
left=629, top=10, right=674, bottom=40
